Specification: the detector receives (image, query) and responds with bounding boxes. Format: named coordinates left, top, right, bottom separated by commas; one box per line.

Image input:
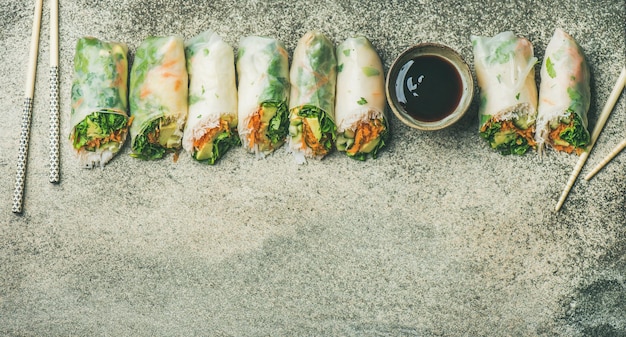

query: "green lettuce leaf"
left=559, top=112, right=590, bottom=149
left=265, top=101, right=289, bottom=145
left=72, top=111, right=128, bottom=151
left=130, top=118, right=167, bottom=160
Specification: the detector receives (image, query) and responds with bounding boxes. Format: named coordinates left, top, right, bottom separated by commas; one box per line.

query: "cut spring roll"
left=335, top=36, right=388, bottom=160
left=129, top=36, right=188, bottom=160
left=472, top=31, right=538, bottom=155
left=236, top=36, right=290, bottom=158
left=535, top=28, right=591, bottom=155
left=182, top=30, right=239, bottom=164
left=70, top=37, right=131, bottom=168
left=288, top=31, right=337, bottom=164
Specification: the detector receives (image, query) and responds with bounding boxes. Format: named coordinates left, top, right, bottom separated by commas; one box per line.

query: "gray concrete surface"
left=1, top=0, right=624, bottom=335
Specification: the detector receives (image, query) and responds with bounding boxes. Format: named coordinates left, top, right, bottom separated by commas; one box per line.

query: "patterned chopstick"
left=12, top=0, right=44, bottom=214
left=49, top=0, right=60, bottom=183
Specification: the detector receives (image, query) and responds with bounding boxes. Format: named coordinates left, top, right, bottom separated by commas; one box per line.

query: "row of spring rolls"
left=472, top=28, right=591, bottom=155
left=69, top=30, right=389, bottom=168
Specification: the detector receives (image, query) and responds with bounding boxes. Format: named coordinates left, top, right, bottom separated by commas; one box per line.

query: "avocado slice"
left=158, top=121, right=179, bottom=148
left=261, top=105, right=277, bottom=123
left=305, top=117, right=322, bottom=140
left=513, top=115, right=532, bottom=129
left=359, top=137, right=381, bottom=153
left=195, top=140, right=214, bottom=161
left=493, top=130, right=516, bottom=147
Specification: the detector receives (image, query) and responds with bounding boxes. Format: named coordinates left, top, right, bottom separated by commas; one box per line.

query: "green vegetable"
left=559, top=113, right=590, bottom=148
left=294, top=105, right=336, bottom=151
left=72, top=111, right=128, bottom=151
left=194, top=130, right=241, bottom=165
left=357, top=97, right=368, bottom=105
left=130, top=118, right=167, bottom=160
left=546, top=57, right=556, bottom=78
left=362, top=66, right=380, bottom=77
left=480, top=121, right=531, bottom=155
left=264, top=101, right=289, bottom=145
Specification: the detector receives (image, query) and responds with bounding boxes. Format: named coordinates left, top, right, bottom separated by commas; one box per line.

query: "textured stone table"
left=1, top=0, right=624, bottom=335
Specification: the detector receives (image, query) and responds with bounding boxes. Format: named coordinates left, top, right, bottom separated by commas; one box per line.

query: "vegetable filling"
left=72, top=111, right=132, bottom=152
left=480, top=118, right=536, bottom=155
left=246, top=102, right=289, bottom=151
left=336, top=118, right=387, bottom=160
left=192, top=119, right=240, bottom=164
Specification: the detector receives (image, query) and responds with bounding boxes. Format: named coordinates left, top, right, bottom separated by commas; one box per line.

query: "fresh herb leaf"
left=559, top=113, right=590, bottom=148
left=131, top=118, right=166, bottom=160
left=546, top=57, right=556, bottom=78
left=357, top=97, right=368, bottom=105
left=362, top=66, right=380, bottom=77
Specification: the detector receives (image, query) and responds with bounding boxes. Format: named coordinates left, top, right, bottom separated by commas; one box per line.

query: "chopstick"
left=584, top=138, right=626, bottom=180
left=12, top=0, right=44, bottom=214
left=554, top=66, right=626, bottom=212
left=49, top=0, right=60, bottom=183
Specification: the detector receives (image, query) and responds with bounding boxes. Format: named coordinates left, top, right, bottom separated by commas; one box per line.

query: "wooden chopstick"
left=554, top=66, right=626, bottom=212
left=12, top=0, right=44, bottom=214
left=49, top=0, right=60, bottom=183
left=584, top=138, right=626, bottom=180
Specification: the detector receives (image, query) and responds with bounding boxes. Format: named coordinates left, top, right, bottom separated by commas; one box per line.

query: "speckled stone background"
left=1, top=0, right=624, bottom=336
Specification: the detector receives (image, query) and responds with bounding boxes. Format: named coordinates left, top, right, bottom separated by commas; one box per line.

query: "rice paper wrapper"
left=472, top=31, right=538, bottom=124
left=472, top=31, right=538, bottom=154
left=236, top=35, right=290, bottom=157
left=288, top=31, right=337, bottom=163
left=334, top=36, right=388, bottom=159
left=129, top=35, right=188, bottom=154
left=535, top=28, right=591, bottom=153
left=335, top=36, right=386, bottom=130
left=70, top=37, right=129, bottom=168
left=182, top=30, right=238, bottom=157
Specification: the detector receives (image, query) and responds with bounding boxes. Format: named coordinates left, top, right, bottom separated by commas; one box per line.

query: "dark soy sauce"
left=394, top=55, right=463, bottom=122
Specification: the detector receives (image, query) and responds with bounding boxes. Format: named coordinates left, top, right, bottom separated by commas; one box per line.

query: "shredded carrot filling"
left=193, top=119, right=229, bottom=150
left=302, top=119, right=328, bottom=156
left=247, top=110, right=263, bottom=149
left=548, top=121, right=581, bottom=154
left=347, top=119, right=385, bottom=155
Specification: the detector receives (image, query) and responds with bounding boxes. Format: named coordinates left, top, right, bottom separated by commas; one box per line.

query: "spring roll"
left=129, top=36, right=188, bottom=160
left=288, top=31, right=337, bottom=164
left=335, top=36, right=388, bottom=160
left=472, top=31, right=538, bottom=155
left=535, top=28, right=591, bottom=155
left=236, top=36, right=290, bottom=158
left=182, top=30, right=239, bottom=164
left=69, top=37, right=130, bottom=168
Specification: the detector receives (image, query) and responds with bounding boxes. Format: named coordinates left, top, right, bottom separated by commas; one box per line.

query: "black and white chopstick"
left=12, top=0, right=44, bottom=214
left=49, top=0, right=60, bottom=183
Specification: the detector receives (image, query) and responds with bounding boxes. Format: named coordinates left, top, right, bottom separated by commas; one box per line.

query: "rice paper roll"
left=335, top=36, right=388, bottom=160
left=236, top=36, right=290, bottom=157
left=472, top=31, right=538, bottom=155
left=70, top=37, right=130, bottom=168
left=129, top=36, right=188, bottom=160
left=182, top=30, right=239, bottom=164
left=535, top=28, right=591, bottom=155
left=288, top=31, right=337, bottom=164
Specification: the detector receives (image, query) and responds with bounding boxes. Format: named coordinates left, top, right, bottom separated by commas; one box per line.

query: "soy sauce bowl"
left=386, top=43, right=473, bottom=131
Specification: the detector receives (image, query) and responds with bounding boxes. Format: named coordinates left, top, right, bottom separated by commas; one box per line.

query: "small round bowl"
left=385, top=43, right=474, bottom=131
